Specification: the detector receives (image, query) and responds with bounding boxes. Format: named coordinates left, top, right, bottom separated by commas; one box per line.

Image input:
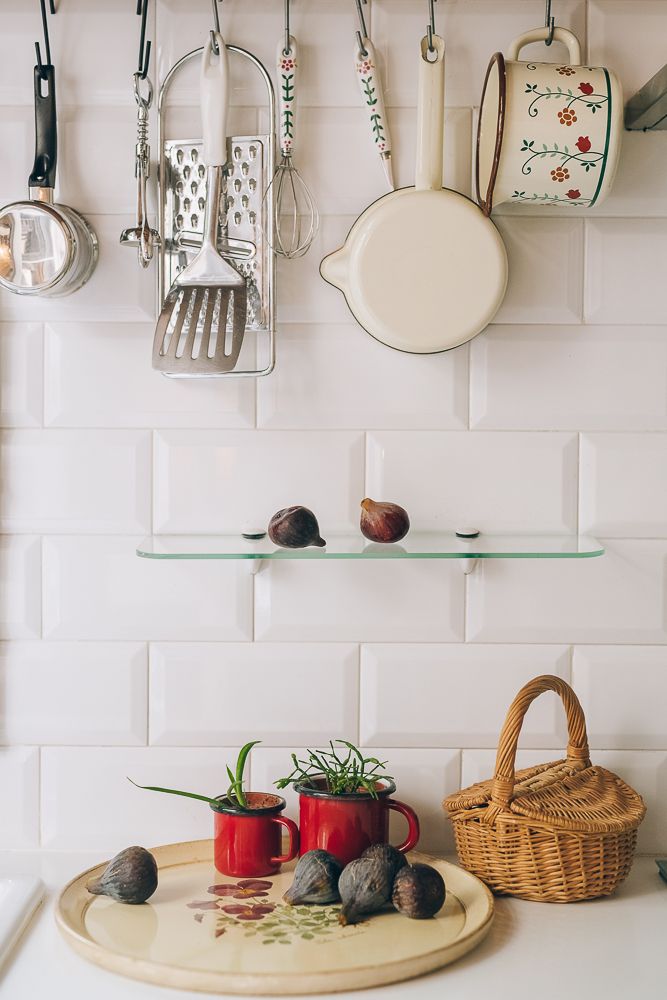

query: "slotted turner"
left=152, top=31, right=247, bottom=377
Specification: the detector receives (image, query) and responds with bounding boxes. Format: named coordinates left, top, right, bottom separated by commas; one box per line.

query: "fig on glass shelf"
left=268, top=506, right=326, bottom=549
left=360, top=498, right=410, bottom=543
left=392, top=863, right=446, bottom=919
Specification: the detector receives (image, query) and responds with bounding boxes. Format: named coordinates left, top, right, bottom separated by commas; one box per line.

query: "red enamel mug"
left=211, top=793, right=299, bottom=878
left=296, top=778, right=420, bottom=866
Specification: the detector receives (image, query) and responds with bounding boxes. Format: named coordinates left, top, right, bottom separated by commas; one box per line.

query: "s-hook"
left=427, top=0, right=438, bottom=53
left=545, top=0, right=555, bottom=46
left=136, top=0, right=151, bottom=80
left=210, top=0, right=223, bottom=54
left=35, top=0, right=56, bottom=78
left=355, top=0, right=369, bottom=59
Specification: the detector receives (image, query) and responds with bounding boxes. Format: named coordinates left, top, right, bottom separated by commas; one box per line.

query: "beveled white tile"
left=0, top=217, right=155, bottom=324
left=0, top=747, right=39, bottom=849
left=0, top=430, right=151, bottom=533
left=0, top=537, right=41, bottom=640
left=255, top=562, right=464, bottom=642
left=367, top=431, right=578, bottom=532
left=0, top=0, right=154, bottom=106
left=277, top=216, right=357, bottom=325
left=42, top=536, right=252, bottom=641
left=589, top=1, right=667, bottom=98
left=150, top=642, right=358, bottom=746
left=585, top=219, right=667, bottom=325
left=467, top=540, right=667, bottom=644
left=0, top=642, right=147, bottom=745
left=44, top=323, right=255, bottom=429
left=470, top=325, right=667, bottom=431
left=0, top=323, right=43, bottom=428
left=588, top=751, right=667, bottom=854
left=573, top=646, right=667, bottom=750
left=158, top=0, right=360, bottom=109
left=154, top=430, right=365, bottom=534
left=40, top=747, right=239, bottom=850
left=372, top=0, right=586, bottom=108
left=580, top=433, right=667, bottom=537
left=257, top=325, right=468, bottom=430
left=250, top=744, right=461, bottom=854
left=58, top=107, right=139, bottom=216
left=0, top=107, right=32, bottom=197
left=360, top=644, right=571, bottom=748
left=385, top=107, right=473, bottom=195
left=494, top=217, right=584, bottom=324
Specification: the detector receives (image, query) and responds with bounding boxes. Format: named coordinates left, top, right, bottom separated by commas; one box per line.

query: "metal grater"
left=162, top=136, right=269, bottom=332
left=157, top=45, right=276, bottom=377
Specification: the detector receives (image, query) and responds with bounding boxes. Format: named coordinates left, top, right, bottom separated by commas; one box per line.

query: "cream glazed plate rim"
left=55, top=839, right=495, bottom=995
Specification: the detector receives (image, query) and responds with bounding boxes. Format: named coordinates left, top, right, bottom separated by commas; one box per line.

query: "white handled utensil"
left=354, top=35, right=394, bottom=190
left=152, top=32, right=247, bottom=376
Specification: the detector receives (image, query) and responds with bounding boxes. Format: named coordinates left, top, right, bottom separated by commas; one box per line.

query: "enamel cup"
left=476, top=26, right=622, bottom=213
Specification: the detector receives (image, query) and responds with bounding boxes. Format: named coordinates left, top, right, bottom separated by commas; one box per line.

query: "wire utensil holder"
left=157, top=45, right=276, bottom=377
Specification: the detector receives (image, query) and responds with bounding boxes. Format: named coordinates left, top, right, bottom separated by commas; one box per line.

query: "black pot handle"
left=28, top=64, right=57, bottom=189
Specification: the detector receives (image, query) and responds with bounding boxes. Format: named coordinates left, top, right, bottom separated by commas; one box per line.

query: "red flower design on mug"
left=566, top=189, right=582, bottom=200
left=576, top=136, right=592, bottom=153
left=578, top=82, right=594, bottom=95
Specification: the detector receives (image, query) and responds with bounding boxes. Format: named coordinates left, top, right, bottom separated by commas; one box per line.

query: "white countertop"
left=0, top=851, right=664, bottom=1000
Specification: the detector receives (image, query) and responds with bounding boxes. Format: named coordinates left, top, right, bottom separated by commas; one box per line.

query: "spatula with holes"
left=152, top=31, right=247, bottom=377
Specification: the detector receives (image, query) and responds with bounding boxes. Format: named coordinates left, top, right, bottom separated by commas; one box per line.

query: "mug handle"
left=507, top=26, right=581, bottom=64
left=388, top=799, right=421, bottom=854
left=270, top=816, right=300, bottom=865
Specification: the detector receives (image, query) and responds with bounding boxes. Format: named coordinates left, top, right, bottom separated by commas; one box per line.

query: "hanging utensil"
left=320, top=15, right=508, bottom=355
left=120, top=0, right=161, bottom=267
left=264, top=0, right=319, bottom=258
left=354, top=0, right=394, bottom=190
left=0, top=0, right=98, bottom=297
left=152, top=30, right=248, bottom=376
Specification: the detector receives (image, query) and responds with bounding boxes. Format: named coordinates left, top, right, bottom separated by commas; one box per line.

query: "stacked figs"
left=283, top=845, right=445, bottom=926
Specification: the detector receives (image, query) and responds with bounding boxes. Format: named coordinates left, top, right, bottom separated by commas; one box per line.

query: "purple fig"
left=268, top=506, right=326, bottom=549
left=360, top=498, right=410, bottom=543
left=392, top=863, right=446, bottom=919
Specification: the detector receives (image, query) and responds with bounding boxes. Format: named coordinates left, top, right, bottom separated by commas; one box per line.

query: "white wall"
left=1, top=0, right=666, bottom=856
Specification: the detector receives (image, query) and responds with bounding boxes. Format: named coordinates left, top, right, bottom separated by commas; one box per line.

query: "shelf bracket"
left=247, top=559, right=265, bottom=576
left=625, top=64, right=667, bottom=130
left=460, top=557, right=479, bottom=576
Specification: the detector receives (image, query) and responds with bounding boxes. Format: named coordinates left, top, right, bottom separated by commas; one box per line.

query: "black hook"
left=427, top=0, right=438, bottom=53
left=35, top=0, right=56, bottom=79
left=210, top=0, right=222, bottom=55
left=136, top=0, right=152, bottom=80
left=545, top=0, right=555, bottom=46
left=284, top=0, right=291, bottom=56
left=355, top=0, right=369, bottom=58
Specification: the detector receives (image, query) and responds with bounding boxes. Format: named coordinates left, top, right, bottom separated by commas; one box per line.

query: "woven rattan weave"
left=444, top=675, right=646, bottom=902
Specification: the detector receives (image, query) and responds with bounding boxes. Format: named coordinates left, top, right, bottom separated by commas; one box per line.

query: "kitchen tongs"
left=152, top=32, right=247, bottom=377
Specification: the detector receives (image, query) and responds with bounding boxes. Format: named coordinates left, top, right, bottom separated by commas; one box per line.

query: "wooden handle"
left=485, top=675, right=590, bottom=818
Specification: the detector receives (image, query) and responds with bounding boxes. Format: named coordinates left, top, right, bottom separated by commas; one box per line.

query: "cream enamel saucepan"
left=320, top=35, right=508, bottom=354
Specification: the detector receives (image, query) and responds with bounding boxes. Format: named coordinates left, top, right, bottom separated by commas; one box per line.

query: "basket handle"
left=482, top=675, right=590, bottom=824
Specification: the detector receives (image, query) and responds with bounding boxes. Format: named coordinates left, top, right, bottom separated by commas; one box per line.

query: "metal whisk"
left=264, top=1, right=319, bottom=259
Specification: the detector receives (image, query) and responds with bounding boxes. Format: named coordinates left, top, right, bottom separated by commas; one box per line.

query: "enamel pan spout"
left=320, top=35, right=508, bottom=355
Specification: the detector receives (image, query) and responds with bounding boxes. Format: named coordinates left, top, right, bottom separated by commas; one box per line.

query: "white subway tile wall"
left=0, top=0, right=665, bottom=854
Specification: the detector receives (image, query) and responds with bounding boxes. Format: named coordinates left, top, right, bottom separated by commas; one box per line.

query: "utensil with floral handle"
left=355, top=36, right=394, bottom=190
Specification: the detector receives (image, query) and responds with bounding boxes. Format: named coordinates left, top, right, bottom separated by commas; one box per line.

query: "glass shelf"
left=137, top=533, right=605, bottom=566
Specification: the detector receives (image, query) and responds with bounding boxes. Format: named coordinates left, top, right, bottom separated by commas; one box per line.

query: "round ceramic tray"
left=56, top=839, right=494, bottom=995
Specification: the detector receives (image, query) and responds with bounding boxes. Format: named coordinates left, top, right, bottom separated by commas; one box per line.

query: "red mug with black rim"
left=295, top=777, right=420, bottom=866
left=210, top=792, right=299, bottom=878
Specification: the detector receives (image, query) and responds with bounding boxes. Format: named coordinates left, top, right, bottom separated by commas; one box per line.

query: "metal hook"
left=136, top=0, right=151, bottom=81
left=35, top=0, right=56, bottom=79
left=283, top=0, right=292, bottom=56
left=355, top=0, right=369, bottom=59
left=210, top=0, right=222, bottom=54
left=545, top=0, right=555, bottom=46
left=427, top=0, right=438, bottom=53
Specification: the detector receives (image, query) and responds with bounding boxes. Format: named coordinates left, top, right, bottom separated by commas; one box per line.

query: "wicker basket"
left=444, top=674, right=646, bottom=903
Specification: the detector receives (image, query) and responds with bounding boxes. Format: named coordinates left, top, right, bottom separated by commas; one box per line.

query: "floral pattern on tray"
left=187, top=877, right=361, bottom=945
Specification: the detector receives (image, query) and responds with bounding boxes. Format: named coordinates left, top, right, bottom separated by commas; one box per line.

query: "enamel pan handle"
left=28, top=64, right=57, bottom=190
left=507, top=26, right=581, bottom=64
left=201, top=31, right=230, bottom=167
left=415, top=35, right=445, bottom=192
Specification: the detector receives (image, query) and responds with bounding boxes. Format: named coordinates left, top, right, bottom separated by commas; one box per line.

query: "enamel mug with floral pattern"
left=476, top=26, right=622, bottom=213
